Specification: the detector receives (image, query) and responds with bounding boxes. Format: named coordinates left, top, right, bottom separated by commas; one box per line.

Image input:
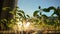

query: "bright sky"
left=18, top=0, right=60, bottom=17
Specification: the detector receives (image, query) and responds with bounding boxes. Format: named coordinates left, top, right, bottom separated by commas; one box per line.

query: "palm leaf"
left=43, top=8, right=49, bottom=12
left=51, top=13, right=55, bottom=16
left=43, top=6, right=56, bottom=12
left=2, top=7, right=11, bottom=11
left=48, top=6, right=56, bottom=11
left=17, top=13, right=23, bottom=17
left=33, top=10, right=39, bottom=17
left=17, top=10, right=26, bottom=18
left=26, top=15, right=30, bottom=18
left=42, top=14, right=47, bottom=17
left=18, top=10, right=25, bottom=15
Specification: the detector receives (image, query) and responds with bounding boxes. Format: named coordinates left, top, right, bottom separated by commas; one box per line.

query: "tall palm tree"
left=1, top=0, right=18, bottom=20
left=0, top=0, right=18, bottom=30
left=0, top=0, right=4, bottom=18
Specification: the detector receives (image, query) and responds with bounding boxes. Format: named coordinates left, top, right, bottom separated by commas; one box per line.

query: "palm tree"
left=0, top=0, right=4, bottom=17
left=17, top=9, right=31, bottom=34
left=43, top=6, right=60, bottom=18
left=33, top=6, right=42, bottom=19
left=1, top=0, right=18, bottom=19
left=43, top=6, right=60, bottom=30
left=43, top=6, right=60, bottom=20
left=33, top=6, right=48, bottom=29
left=33, top=10, right=40, bottom=18
left=0, top=0, right=18, bottom=30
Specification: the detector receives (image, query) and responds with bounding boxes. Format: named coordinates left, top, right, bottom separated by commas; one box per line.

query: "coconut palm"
left=43, top=6, right=60, bottom=20
left=43, top=6, right=60, bottom=18
left=33, top=6, right=42, bottom=19
left=43, top=6, right=60, bottom=30
left=0, top=0, right=18, bottom=30
left=0, top=0, right=3, bottom=17
left=33, top=6, right=48, bottom=28
left=1, top=0, right=18, bottom=19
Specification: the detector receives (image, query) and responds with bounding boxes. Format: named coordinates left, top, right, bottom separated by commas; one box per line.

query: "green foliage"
left=32, top=6, right=60, bottom=30
left=43, top=8, right=49, bottom=12
left=2, top=7, right=11, bottom=11
left=43, top=6, right=56, bottom=12
left=0, top=19, right=16, bottom=28
left=1, top=6, right=60, bottom=30
left=33, top=10, right=39, bottom=17
left=17, top=10, right=25, bottom=18
left=0, top=7, right=18, bottom=30
left=26, top=15, right=30, bottom=18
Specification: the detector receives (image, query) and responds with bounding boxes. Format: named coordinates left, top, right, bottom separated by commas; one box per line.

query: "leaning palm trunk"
left=0, top=0, right=18, bottom=30
left=1, top=0, right=18, bottom=19
left=0, top=0, right=4, bottom=19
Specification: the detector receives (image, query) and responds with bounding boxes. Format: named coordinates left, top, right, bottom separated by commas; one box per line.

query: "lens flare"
left=24, top=22, right=30, bottom=28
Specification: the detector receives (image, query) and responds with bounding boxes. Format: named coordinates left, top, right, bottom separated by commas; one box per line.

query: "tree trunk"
left=0, top=0, right=18, bottom=30
left=1, top=0, right=18, bottom=20
left=0, top=0, right=4, bottom=19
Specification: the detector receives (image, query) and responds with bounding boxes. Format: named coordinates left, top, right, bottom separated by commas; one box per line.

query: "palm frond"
left=48, top=6, right=56, bottom=11
left=43, top=6, right=56, bottom=12
left=18, top=10, right=25, bottom=15
left=17, top=13, right=23, bottom=17
left=26, top=15, right=30, bottom=18
left=33, top=10, right=39, bottom=17
left=43, top=8, right=49, bottom=12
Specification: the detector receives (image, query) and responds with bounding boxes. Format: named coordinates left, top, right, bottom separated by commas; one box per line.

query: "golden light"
left=17, top=21, right=22, bottom=27
left=17, top=21, right=31, bottom=31
left=24, top=22, right=30, bottom=29
left=23, top=21, right=31, bottom=31
left=17, top=21, right=22, bottom=31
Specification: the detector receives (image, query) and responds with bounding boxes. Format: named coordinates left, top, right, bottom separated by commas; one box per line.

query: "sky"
left=18, top=0, right=60, bottom=17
